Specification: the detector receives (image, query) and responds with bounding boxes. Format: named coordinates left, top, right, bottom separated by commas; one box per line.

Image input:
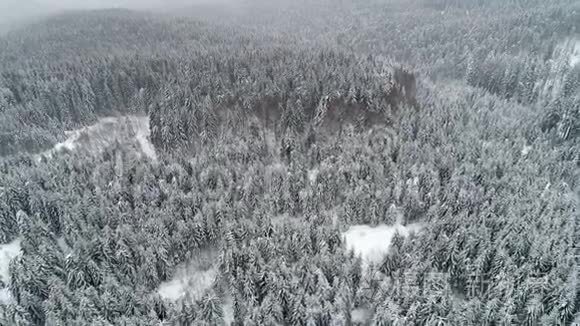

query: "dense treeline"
left=0, top=10, right=251, bottom=156
left=1, top=0, right=578, bottom=155
left=0, top=79, right=577, bottom=324
left=149, top=48, right=417, bottom=152
left=0, top=0, right=579, bottom=325
left=465, top=42, right=580, bottom=140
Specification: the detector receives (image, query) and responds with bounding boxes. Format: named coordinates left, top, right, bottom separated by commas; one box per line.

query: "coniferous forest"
left=0, top=0, right=579, bottom=325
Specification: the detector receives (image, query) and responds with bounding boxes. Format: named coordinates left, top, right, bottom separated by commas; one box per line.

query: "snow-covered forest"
left=0, top=0, right=579, bottom=324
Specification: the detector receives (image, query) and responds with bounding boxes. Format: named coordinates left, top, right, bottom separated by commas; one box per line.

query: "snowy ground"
left=158, top=267, right=217, bottom=301
left=222, top=298, right=234, bottom=325
left=0, top=238, right=22, bottom=304
left=342, top=223, right=422, bottom=324
left=0, top=239, right=21, bottom=284
left=308, top=168, right=318, bottom=184
left=134, top=117, right=156, bottom=160
left=39, top=115, right=156, bottom=161
left=57, top=237, right=72, bottom=255
left=555, top=38, right=580, bottom=68
left=156, top=249, right=236, bottom=323
left=343, top=223, right=422, bottom=266
left=569, top=40, right=580, bottom=67
left=539, top=39, right=580, bottom=102
left=352, top=308, right=370, bottom=324
left=157, top=249, right=218, bottom=302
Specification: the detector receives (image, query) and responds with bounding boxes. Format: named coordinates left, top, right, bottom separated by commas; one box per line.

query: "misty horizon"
left=0, top=0, right=242, bottom=30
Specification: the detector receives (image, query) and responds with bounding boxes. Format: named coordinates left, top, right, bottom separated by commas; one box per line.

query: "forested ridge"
left=0, top=0, right=579, bottom=325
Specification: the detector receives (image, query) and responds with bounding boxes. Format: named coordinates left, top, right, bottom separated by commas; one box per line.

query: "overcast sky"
left=0, top=0, right=231, bottom=28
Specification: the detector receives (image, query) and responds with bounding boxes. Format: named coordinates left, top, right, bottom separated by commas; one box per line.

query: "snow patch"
left=158, top=267, right=216, bottom=302
left=0, top=238, right=21, bottom=304
left=569, top=40, right=580, bottom=67
left=0, top=238, right=21, bottom=285
left=222, top=298, right=234, bottom=325
left=157, top=250, right=218, bottom=302
left=352, top=308, right=370, bottom=323
left=39, top=116, right=156, bottom=161
left=554, top=39, right=580, bottom=68
left=521, top=145, right=532, bottom=156
left=0, top=287, right=13, bottom=304
left=343, top=224, right=422, bottom=266
left=57, top=237, right=72, bottom=255
left=271, top=214, right=293, bottom=226
left=134, top=116, right=157, bottom=160
left=308, top=168, right=318, bottom=184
